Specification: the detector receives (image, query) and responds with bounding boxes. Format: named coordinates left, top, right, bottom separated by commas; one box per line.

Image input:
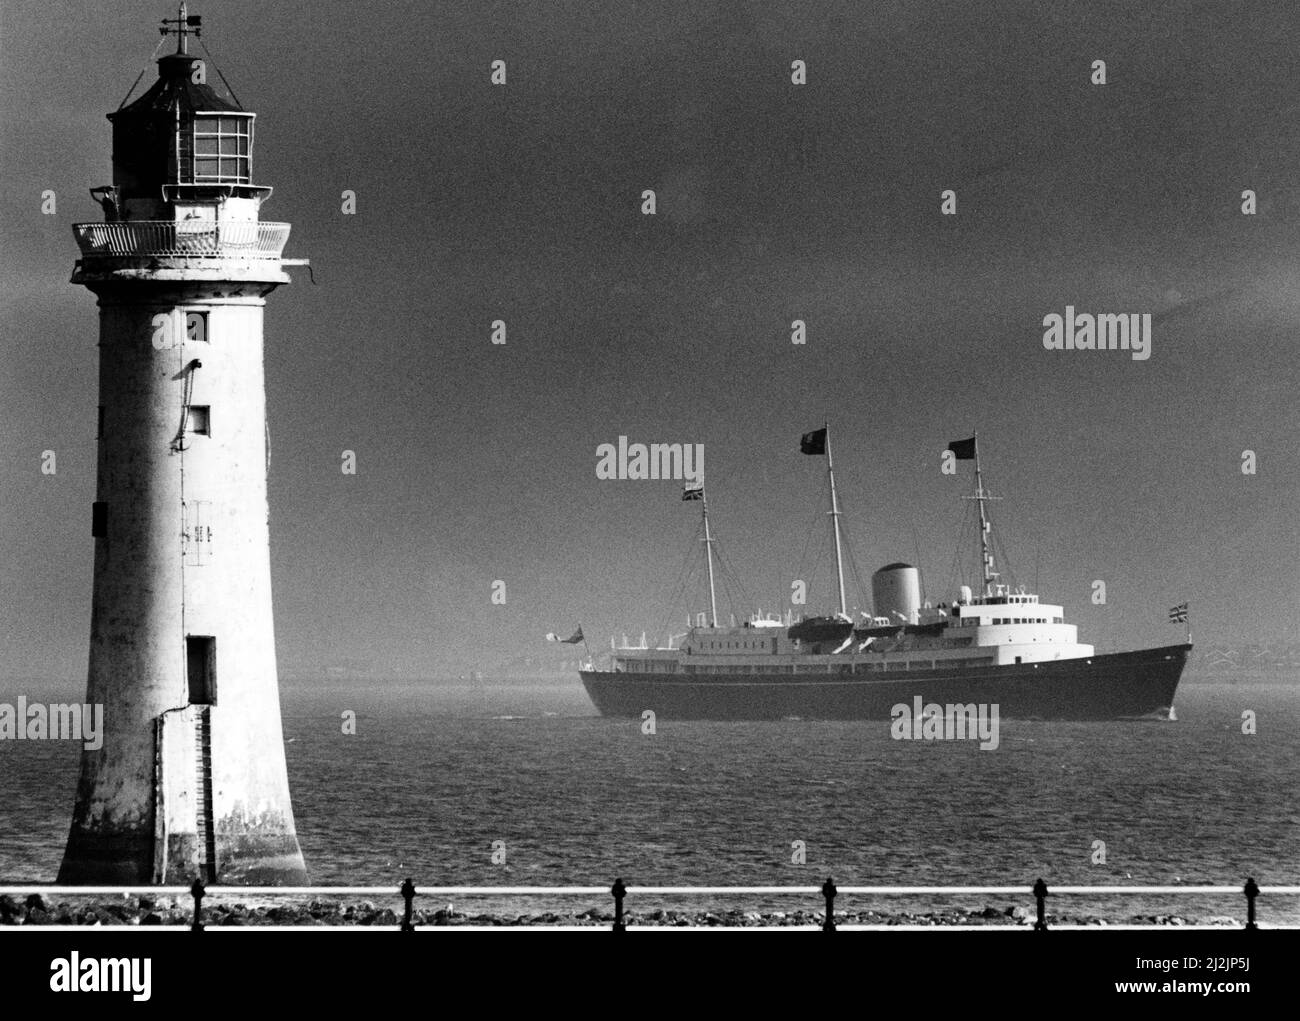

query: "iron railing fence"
left=72, top=220, right=291, bottom=259
left=1, top=878, right=1294, bottom=931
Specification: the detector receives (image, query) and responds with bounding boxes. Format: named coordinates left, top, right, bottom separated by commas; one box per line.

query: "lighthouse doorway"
left=186, top=636, right=216, bottom=705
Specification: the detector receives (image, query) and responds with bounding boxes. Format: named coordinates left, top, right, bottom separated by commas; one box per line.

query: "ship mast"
left=966, top=431, right=1002, bottom=597
left=700, top=485, right=719, bottom=628
left=825, top=424, right=848, bottom=617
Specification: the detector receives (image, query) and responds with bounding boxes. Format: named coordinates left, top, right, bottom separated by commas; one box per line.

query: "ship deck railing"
left=0, top=879, right=1292, bottom=930
left=72, top=220, right=292, bottom=260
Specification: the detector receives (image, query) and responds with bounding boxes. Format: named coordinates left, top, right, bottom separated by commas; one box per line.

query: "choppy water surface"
left=2, top=680, right=1296, bottom=922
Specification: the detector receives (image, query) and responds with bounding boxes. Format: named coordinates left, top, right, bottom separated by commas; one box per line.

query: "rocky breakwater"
left=0, top=894, right=1242, bottom=928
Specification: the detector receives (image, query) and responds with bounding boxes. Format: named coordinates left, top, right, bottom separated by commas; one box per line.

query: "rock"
left=307, top=900, right=341, bottom=919
left=25, top=894, right=47, bottom=913
left=137, top=895, right=156, bottom=911
left=141, top=912, right=163, bottom=926
left=1006, top=905, right=1028, bottom=920
left=0, top=895, right=21, bottom=923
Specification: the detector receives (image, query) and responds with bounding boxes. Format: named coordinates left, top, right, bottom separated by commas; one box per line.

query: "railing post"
left=821, top=877, right=838, bottom=931
left=190, top=878, right=205, bottom=932
left=1032, top=878, right=1048, bottom=931
left=400, top=878, right=416, bottom=932
left=611, top=878, right=627, bottom=932
left=1243, top=877, right=1259, bottom=931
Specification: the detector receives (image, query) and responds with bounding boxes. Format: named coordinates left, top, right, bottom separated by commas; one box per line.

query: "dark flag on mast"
left=800, top=428, right=827, bottom=455
left=682, top=484, right=704, bottom=501
left=948, top=437, right=977, bottom=460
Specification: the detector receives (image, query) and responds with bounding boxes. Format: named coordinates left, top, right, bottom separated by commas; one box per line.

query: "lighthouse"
left=60, top=6, right=309, bottom=884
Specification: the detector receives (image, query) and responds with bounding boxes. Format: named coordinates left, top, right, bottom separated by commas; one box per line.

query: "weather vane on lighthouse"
left=61, top=8, right=310, bottom=885
left=160, top=3, right=202, bottom=53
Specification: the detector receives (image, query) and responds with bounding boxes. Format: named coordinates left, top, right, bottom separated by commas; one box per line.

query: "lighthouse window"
left=192, top=116, right=251, bottom=184
left=186, top=636, right=217, bottom=705
left=186, top=406, right=210, bottom=435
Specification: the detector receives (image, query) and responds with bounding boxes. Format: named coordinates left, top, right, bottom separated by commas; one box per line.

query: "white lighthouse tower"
left=60, top=6, right=308, bottom=884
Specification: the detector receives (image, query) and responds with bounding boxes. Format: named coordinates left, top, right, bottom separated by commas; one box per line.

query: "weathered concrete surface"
left=61, top=273, right=307, bottom=886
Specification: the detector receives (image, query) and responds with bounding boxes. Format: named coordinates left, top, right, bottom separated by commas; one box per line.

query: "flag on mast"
left=800, top=428, right=827, bottom=455
left=1168, top=603, right=1188, bottom=624
left=682, top=483, right=704, bottom=501
left=948, top=437, right=977, bottom=460
left=546, top=627, right=585, bottom=644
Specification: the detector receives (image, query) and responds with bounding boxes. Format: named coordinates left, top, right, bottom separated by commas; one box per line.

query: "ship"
left=578, top=428, right=1191, bottom=721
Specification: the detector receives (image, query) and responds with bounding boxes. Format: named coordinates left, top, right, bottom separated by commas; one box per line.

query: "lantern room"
left=95, top=6, right=270, bottom=223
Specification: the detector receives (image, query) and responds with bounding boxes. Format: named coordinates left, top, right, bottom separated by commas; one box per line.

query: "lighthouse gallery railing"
left=73, top=220, right=291, bottom=259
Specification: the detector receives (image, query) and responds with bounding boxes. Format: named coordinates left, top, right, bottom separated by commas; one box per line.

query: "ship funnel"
left=959, top=585, right=973, bottom=605
left=872, top=563, right=921, bottom=624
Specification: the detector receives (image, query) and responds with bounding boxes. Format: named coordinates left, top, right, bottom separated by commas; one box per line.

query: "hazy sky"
left=3, top=0, right=1299, bottom=679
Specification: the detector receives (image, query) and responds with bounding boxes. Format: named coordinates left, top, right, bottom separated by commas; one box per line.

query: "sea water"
left=1, top=680, right=1295, bottom=923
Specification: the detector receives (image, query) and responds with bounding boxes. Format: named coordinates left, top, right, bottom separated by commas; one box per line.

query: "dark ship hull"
left=580, top=644, right=1190, bottom=721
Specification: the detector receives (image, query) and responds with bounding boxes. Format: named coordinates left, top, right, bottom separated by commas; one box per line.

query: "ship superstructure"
left=579, top=431, right=1189, bottom=720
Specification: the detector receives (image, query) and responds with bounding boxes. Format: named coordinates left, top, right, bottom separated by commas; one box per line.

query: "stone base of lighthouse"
left=60, top=703, right=308, bottom=885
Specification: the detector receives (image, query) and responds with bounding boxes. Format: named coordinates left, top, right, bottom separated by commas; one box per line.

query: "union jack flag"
left=1169, top=603, right=1188, bottom=624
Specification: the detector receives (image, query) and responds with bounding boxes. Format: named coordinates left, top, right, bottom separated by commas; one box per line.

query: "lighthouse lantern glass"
left=192, top=114, right=252, bottom=183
